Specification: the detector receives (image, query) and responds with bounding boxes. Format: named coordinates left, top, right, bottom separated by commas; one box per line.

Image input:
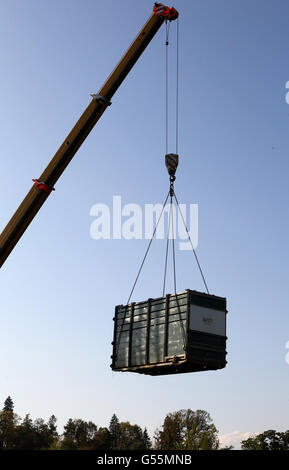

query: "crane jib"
left=0, top=4, right=178, bottom=268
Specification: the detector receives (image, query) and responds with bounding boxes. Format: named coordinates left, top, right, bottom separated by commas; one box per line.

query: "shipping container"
left=111, top=289, right=227, bottom=375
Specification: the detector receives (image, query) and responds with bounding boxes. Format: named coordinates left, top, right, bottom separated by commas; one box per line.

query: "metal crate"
left=111, top=289, right=227, bottom=376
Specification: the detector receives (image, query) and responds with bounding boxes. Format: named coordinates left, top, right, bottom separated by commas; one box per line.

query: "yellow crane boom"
left=0, top=3, right=178, bottom=268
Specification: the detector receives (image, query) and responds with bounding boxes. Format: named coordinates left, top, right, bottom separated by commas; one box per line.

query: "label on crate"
left=189, top=305, right=226, bottom=336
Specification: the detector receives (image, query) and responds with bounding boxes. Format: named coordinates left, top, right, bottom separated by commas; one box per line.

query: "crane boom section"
left=0, top=4, right=178, bottom=268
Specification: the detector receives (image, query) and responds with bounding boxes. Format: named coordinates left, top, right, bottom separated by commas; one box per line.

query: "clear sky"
left=0, top=0, right=289, bottom=449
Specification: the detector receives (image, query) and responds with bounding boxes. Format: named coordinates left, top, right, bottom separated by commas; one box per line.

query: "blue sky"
left=0, top=0, right=289, bottom=448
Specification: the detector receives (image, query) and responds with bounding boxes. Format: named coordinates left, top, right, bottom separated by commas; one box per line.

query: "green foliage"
left=241, top=430, right=289, bottom=450
left=92, top=427, right=111, bottom=450
left=0, top=410, right=20, bottom=449
left=61, top=418, right=97, bottom=450
left=154, top=409, right=219, bottom=450
left=143, top=428, right=152, bottom=449
left=109, top=414, right=121, bottom=450
left=48, top=415, right=58, bottom=438
left=0, top=411, right=57, bottom=450
left=3, top=396, right=14, bottom=413
left=60, top=414, right=151, bottom=451
left=107, top=414, right=152, bottom=450
left=13, top=414, right=59, bottom=450
left=118, top=422, right=149, bottom=450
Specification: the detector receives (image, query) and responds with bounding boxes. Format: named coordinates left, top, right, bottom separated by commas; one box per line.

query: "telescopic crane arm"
left=0, top=3, right=178, bottom=268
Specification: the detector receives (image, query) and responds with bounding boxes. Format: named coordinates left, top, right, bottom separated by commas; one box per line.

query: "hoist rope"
left=163, top=17, right=209, bottom=295
left=162, top=200, right=170, bottom=297
left=124, top=14, right=208, bottom=306
left=126, top=191, right=170, bottom=306
left=165, top=20, right=170, bottom=155
left=162, top=194, right=177, bottom=297
left=123, top=14, right=208, bottom=311
left=162, top=195, right=173, bottom=296
left=174, top=192, right=210, bottom=295
left=171, top=195, right=177, bottom=294
left=165, top=18, right=179, bottom=155
left=175, top=17, right=179, bottom=155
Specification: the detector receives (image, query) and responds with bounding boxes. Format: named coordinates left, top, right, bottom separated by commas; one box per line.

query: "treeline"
left=1, top=397, right=288, bottom=450
left=0, top=397, right=150, bottom=450
left=0, top=397, right=220, bottom=450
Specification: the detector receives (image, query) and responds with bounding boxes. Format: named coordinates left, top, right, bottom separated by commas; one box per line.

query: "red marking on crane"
left=32, top=179, right=55, bottom=195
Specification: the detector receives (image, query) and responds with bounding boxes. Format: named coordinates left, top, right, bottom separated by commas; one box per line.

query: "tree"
left=109, top=414, right=121, bottom=450
left=34, top=417, right=59, bottom=450
left=13, top=414, right=59, bottom=450
left=118, top=422, right=149, bottom=450
left=48, top=415, right=58, bottom=438
left=241, top=430, right=289, bottom=450
left=107, top=415, right=151, bottom=450
left=61, top=418, right=97, bottom=450
left=47, top=415, right=58, bottom=448
left=13, top=414, right=36, bottom=450
left=154, top=411, right=182, bottom=450
left=154, top=409, right=219, bottom=450
left=143, top=428, right=152, bottom=449
left=3, top=396, right=14, bottom=413
left=0, top=409, right=19, bottom=449
left=0, top=397, right=19, bottom=449
left=92, top=427, right=111, bottom=450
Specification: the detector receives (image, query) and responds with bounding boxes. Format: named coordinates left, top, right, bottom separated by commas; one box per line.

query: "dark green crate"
left=111, top=289, right=227, bottom=376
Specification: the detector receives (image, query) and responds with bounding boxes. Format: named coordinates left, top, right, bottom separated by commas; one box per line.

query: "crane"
left=0, top=3, right=178, bottom=268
